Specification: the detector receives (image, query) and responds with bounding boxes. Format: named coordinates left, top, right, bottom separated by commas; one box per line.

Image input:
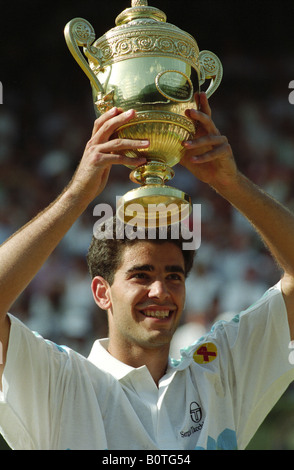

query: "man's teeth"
left=142, top=310, right=171, bottom=318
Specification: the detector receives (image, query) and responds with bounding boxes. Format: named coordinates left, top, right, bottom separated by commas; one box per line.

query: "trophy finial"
left=132, top=0, right=148, bottom=5
left=116, top=0, right=166, bottom=25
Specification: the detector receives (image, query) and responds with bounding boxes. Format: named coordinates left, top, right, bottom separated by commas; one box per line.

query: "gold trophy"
left=64, top=0, right=222, bottom=227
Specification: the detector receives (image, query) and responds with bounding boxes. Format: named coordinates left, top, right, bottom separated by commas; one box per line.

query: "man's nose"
left=148, top=280, right=171, bottom=300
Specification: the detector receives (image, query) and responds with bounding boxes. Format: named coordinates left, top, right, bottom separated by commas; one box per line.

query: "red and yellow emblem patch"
left=193, top=342, right=217, bottom=364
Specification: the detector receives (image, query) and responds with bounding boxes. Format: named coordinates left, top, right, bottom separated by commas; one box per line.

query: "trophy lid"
left=89, top=0, right=199, bottom=72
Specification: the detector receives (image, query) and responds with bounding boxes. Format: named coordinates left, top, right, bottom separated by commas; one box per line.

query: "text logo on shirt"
left=180, top=402, right=204, bottom=438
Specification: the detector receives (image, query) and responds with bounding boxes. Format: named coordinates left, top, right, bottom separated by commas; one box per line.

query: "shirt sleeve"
left=206, top=282, right=294, bottom=449
left=0, top=314, right=107, bottom=449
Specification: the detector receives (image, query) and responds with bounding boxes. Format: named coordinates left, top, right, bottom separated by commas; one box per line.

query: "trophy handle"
left=64, top=18, right=104, bottom=95
left=199, top=50, right=223, bottom=98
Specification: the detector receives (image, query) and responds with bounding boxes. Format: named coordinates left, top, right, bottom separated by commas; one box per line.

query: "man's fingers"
left=90, top=109, right=137, bottom=145
left=108, top=154, right=148, bottom=167
left=190, top=143, right=232, bottom=163
left=86, top=138, right=149, bottom=168
left=183, top=135, right=227, bottom=150
left=195, top=92, right=212, bottom=117
left=89, top=151, right=147, bottom=168
left=91, top=107, right=122, bottom=137
left=97, top=138, right=149, bottom=154
left=186, top=107, right=220, bottom=136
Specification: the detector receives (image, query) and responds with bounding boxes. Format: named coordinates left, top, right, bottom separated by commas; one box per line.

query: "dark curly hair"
left=87, top=216, right=196, bottom=285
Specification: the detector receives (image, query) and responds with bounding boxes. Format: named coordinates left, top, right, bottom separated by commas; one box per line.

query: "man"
left=0, top=93, right=293, bottom=449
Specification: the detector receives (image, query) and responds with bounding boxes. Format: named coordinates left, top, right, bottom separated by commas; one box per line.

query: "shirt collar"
left=87, top=338, right=145, bottom=380
left=87, top=338, right=192, bottom=381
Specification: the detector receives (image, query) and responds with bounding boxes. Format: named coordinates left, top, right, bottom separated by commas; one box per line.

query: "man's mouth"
left=139, top=308, right=174, bottom=319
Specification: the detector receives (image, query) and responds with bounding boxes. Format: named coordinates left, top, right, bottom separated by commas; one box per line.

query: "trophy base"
left=116, top=184, right=192, bottom=228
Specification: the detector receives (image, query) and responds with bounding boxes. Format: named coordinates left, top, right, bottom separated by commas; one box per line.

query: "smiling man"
left=0, top=94, right=294, bottom=450
left=90, top=237, right=188, bottom=385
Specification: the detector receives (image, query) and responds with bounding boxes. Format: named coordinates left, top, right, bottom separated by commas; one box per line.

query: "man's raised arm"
left=182, top=92, right=294, bottom=339
left=0, top=107, right=148, bottom=377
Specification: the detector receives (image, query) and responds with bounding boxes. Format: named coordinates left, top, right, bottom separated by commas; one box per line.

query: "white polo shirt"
left=0, top=282, right=293, bottom=450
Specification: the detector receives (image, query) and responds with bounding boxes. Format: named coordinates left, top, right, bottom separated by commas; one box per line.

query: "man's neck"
left=107, top=340, right=170, bottom=387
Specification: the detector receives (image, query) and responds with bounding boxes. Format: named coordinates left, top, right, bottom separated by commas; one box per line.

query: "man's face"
left=105, top=241, right=186, bottom=354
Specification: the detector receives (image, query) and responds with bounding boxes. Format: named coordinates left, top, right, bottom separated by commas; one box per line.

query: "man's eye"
left=167, top=273, right=182, bottom=281
left=133, top=272, right=149, bottom=279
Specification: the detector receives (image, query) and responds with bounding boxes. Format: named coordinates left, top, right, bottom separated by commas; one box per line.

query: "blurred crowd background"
left=1, top=0, right=294, bottom=450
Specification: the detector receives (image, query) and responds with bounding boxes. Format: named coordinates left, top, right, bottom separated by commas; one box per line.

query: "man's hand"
left=181, top=93, right=294, bottom=338
left=181, top=92, right=237, bottom=191
left=68, top=107, right=148, bottom=203
left=0, top=107, right=149, bottom=335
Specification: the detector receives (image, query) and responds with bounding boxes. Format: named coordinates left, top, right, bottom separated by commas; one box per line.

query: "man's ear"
left=91, top=276, right=112, bottom=311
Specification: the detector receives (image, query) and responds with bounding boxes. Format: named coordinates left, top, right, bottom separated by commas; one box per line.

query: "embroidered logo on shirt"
left=193, top=342, right=217, bottom=364
left=190, top=401, right=202, bottom=423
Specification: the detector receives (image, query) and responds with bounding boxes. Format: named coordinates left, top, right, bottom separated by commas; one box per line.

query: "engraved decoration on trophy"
left=64, top=0, right=223, bottom=227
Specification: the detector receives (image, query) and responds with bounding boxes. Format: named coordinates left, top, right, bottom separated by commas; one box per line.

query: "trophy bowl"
left=64, top=0, right=223, bottom=227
